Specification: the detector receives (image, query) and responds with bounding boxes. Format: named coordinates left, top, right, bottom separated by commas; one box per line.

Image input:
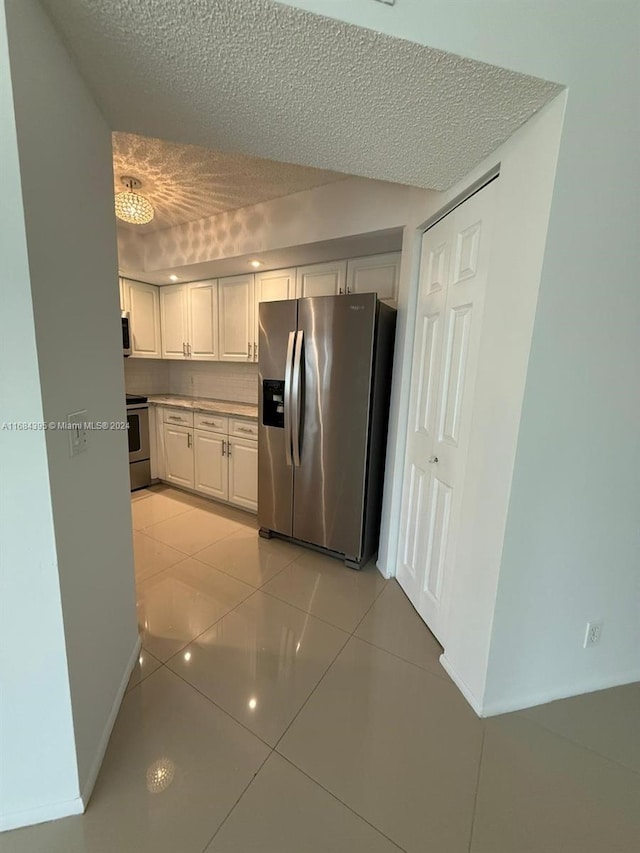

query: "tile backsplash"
left=124, top=358, right=259, bottom=404
left=123, top=358, right=170, bottom=395
left=169, top=361, right=259, bottom=404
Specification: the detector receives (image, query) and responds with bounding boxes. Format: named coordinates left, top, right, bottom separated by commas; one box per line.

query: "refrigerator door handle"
left=284, top=331, right=296, bottom=467
left=291, top=330, right=304, bottom=467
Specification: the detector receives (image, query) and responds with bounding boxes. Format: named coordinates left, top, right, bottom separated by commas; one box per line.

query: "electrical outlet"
left=584, top=620, right=603, bottom=648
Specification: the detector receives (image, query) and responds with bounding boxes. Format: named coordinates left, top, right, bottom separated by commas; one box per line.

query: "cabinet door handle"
left=338, top=287, right=343, bottom=294
left=187, top=432, right=192, bottom=448
left=253, top=341, right=257, bottom=360
left=227, top=441, right=232, bottom=457
left=221, top=440, right=226, bottom=456
left=247, top=341, right=251, bottom=360
left=168, top=415, right=183, bottom=421
left=237, top=426, right=254, bottom=433
left=202, top=420, right=218, bottom=427
left=182, top=342, right=186, bottom=357
left=187, top=342, right=191, bottom=357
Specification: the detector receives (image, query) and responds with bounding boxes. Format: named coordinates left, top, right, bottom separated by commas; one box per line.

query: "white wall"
left=1, top=0, right=139, bottom=828
left=141, top=177, right=429, bottom=272
left=0, top=3, right=80, bottom=828
left=379, top=94, right=566, bottom=711
left=285, top=0, right=640, bottom=711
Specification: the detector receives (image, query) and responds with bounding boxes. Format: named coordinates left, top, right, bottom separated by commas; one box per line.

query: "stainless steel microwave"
left=122, top=312, right=131, bottom=357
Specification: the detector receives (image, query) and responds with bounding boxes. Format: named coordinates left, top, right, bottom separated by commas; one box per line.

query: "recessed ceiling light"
left=249, top=260, right=262, bottom=268
left=169, top=274, right=179, bottom=282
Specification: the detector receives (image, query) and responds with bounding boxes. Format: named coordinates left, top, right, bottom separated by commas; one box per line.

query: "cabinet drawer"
left=229, top=418, right=258, bottom=440
left=163, top=408, right=194, bottom=427
left=194, top=412, right=228, bottom=434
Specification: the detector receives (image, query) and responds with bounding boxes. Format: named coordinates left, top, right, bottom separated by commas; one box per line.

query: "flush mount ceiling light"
left=249, top=260, right=262, bottom=268
left=115, top=176, right=154, bottom=225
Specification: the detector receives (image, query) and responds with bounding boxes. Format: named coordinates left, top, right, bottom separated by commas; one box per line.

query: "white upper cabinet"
left=218, top=274, right=255, bottom=362
left=187, top=280, right=219, bottom=360
left=253, top=268, right=295, bottom=362
left=346, top=252, right=401, bottom=303
left=125, top=279, right=161, bottom=358
left=160, top=284, right=188, bottom=359
left=161, top=280, right=219, bottom=360
left=119, top=276, right=127, bottom=312
left=296, top=260, right=347, bottom=298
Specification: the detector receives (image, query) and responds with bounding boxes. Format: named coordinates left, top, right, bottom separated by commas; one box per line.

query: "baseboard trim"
left=0, top=795, right=84, bottom=833
left=0, top=636, right=142, bottom=833
left=439, top=654, right=484, bottom=717
left=80, top=635, right=142, bottom=807
left=481, top=667, right=640, bottom=718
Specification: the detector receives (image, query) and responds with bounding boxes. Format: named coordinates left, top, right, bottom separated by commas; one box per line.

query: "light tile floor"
left=4, top=485, right=640, bottom=852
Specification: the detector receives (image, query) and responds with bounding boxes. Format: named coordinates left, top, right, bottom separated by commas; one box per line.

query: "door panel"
left=402, top=462, right=427, bottom=580
left=415, top=313, right=441, bottom=437
left=194, top=429, right=227, bottom=500
left=397, top=180, right=497, bottom=644
left=295, top=261, right=347, bottom=298
left=293, top=294, right=376, bottom=560
left=424, top=476, right=451, bottom=602
left=228, top=438, right=258, bottom=512
left=127, top=281, right=161, bottom=358
left=160, top=284, right=187, bottom=359
left=188, top=281, right=218, bottom=360
left=257, top=300, right=297, bottom=535
left=219, top=274, right=254, bottom=362
left=346, top=253, right=401, bottom=302
left=163, top=423, right=194, bottom=489
left=439, top=303, right=472, bottom=446
left=254, top=268, right=295, bottom=362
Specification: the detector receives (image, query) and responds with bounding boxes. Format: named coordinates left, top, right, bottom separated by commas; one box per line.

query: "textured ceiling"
left=112, top=133, right=345, bottom=232
left=43, top=0, right=562, bottom=190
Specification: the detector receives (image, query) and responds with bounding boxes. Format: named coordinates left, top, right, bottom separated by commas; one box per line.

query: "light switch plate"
left=68, top=410, right=89, bottom=457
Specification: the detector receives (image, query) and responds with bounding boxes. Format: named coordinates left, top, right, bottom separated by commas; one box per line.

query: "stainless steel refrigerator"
left=258, top=293, right=396, bottom=568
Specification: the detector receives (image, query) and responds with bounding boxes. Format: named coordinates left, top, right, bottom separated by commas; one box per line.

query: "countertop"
left=147, top=394, right=258, bottom=420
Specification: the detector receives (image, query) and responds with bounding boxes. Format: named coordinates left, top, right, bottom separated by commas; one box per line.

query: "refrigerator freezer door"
left=293, top=293, right=377, bottom=560
left=258, top=299, right=297, bottom=536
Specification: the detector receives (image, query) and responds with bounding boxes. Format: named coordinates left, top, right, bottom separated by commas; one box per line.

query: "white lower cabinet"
left=163, top=423, right=194, bottom=489
left=228, top=437, right=258, bottom=512
left=158, top=409, right=257, bottom=512
left=194, top=429, right=228, bottom=501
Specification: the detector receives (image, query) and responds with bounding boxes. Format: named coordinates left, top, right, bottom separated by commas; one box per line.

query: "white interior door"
left=397, top=181, right=496, bottom=644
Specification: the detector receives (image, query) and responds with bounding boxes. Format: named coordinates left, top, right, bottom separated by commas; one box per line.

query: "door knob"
left=428, top=456, right=438, bottom=463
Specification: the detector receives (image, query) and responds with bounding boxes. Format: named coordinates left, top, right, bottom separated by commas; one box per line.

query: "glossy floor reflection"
left=4, top=487, right=639, bottom=852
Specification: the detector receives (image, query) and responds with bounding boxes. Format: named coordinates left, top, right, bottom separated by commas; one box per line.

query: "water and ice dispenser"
left=262, top=379, right=285, bottom=428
